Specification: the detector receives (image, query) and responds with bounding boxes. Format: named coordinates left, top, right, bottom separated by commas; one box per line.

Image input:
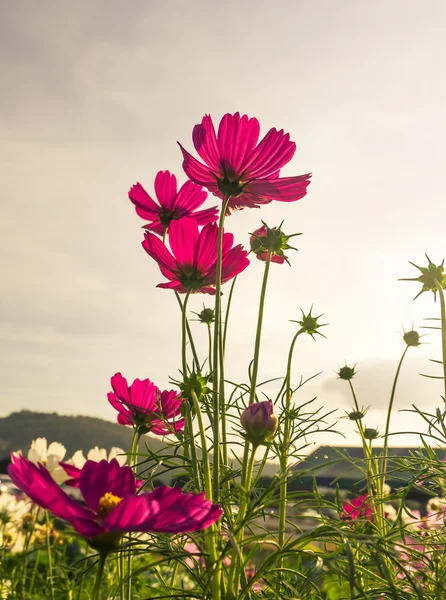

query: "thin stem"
left=175, top=291, right=201, bottom=372
left=434, top=280, right=446, bottom=401
left=278, top=329, right=302, bottom=559
left=45, top=511, right=55, bottom=600
left=125, top=429, right=141, bottom=600
left=93, top=553, right=108, bottom=600
left=248, top=252, right=272, bottom=405
left=207, top=323, right=213, bottom=374
left=222, top=275, right=238, bottom=356
left=212, top=197, right=230, bottom=505
left=181, top=291, right=192, bottom=376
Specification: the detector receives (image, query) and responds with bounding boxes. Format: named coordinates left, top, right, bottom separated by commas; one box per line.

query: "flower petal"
left=173, top=180, right=209, bottom=212
left=142, top=232, right=179, bottom=280
left=128, top=183, right=160, bottom=220
left=241, top=128, right=296, bottom=179
left=192, top=115, right=221, bottom=171
left=245, top=174, right=311, bottom=202
left=154, top=171, right=177, bottom=210
left=178, top=143, right=219, bottom=191
left=108, top=392, right=134, bottom=425
left=217, top=113, right=260, bottom=176
left=169, top=218, right=199, bottom=266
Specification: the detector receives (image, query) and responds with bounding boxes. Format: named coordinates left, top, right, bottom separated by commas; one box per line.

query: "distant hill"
left=0, top=410, right=168, bottom=474
left=0, top=411, right=280, bottom=481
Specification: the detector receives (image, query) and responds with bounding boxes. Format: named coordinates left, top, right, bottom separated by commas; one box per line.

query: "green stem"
left=278, top=329, right=302, bottom=560
left=175, top=291, right=201, bottom=372
left=434, top=280, right=446, bottom=401
left=126, top=429, right=141, bottom=600
left=181, top=291, right=192, bottom=376
left=212, top=197, right=230, bottom=505
left=222, top=275, right=238, bottom=356
left=45, top=510, right=55, bottom=600
left=93, top=553, right=107, bottom=600
left=248, top=252, right=272, bottom=405
left=207, top=323, right=213, bottom=374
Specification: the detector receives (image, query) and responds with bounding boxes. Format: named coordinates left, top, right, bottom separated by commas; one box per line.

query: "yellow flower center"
left=98, top=493, right=122, bottom=517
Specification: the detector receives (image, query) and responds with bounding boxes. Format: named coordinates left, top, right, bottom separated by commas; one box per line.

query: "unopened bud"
left=364, top=427, right=379, bottom=440
left=337, top=365, right=356, bottom=380
left=403, top=330, right=420, bottom=347
left=240, top=400, right=278, bottom=446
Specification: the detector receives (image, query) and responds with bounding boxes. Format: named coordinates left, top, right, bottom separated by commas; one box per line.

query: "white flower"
left=27, top=438, right=68, bottom=484
left=67, top=447, right=127, bottom=469
left=0, top=493, right=31, bottom=552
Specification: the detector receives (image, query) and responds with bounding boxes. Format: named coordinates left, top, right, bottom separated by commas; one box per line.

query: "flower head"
left=142, top=218, right=249, bottom=294
left=337, top=365, right=357, bottom=380
left=400, top=255, right=446, bottom=301
left=27, top=438, right=68, bottom=484
left=8, top=456, right=222, bottom=552
left=240, top=400, right=278, bottom=446
left=179, top=113, right=311, bottom=214
left=107, top=373, right=185, bottom=435
left=129, top=170, right=218, bottom=235
left=249, top=223, right=301, bottom=265
left=342, top=494, right=372, bottom=521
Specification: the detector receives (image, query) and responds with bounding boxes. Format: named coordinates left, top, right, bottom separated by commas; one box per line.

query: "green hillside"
left=0, top=410, right=167, bottom=468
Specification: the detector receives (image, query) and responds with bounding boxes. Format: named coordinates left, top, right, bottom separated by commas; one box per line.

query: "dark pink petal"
left=136, top=487, right=222, bottom=533
left=246, top=174, right=311, bottom=202
left=194, top=223, right=218, bottom=274
left=169, top=218, right=199, bottom=266
left=108, top=392, right=134, bottom=425
left=157, top=281, right=185, bottom=292
left=79, top=459, right=136, bottom=512
left=217, top=113, right=260, bottom=176
left=8, top=455, right=94, bottom=523
left=173, top=180, right=209, bottom=212
left=150, top=418, right=185, bottom=435
left=226, top=194, right=266, bottom=214
left=69, top=515, right=104, bottom=538
left=103, top=495, right=155, bottom=532
left=60, top=462, right=81, bottom=487
left=192, top=115, right=221, bottom=171
left=154, top=171, right=177, bottom=210
left=110, top=373, right=131, bottom=404
left=178, top=143, right=219, bottom=189
left=128, top=378, right=158, bottom=411
left=159, top=389, right=184, bottom=419
left=188, top=206, right=219, bottom=226
left=173, top=181, right=207, bottom=212
left=142, top=232, right=179, bottom=280
left=220, top=246, right=250, bottom=283
left=128, top=183, right=160, bottom=220
left=143, top=221, right=166, bottom=236
left=241, top=129, right=296, bottom=179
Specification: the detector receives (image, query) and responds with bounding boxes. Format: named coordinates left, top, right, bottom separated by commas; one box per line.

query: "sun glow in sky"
left=1, top=0, right=446, bottom=447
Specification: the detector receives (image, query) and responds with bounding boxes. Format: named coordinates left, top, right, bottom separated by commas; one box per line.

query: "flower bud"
left=400, top=255, right=446, bottom=301
left=240, top=400, right=278, bottom=446
left=193, top=307, right=215, bottom=324
left=249, top=222, right=301, bottom=265
left=364, top=427, right=379, bottom=440
left=291, top=307, right=328, bottom=340
left=337, top=365, right=356, bottom=380
left=403, top=330, right=421, bottom=347
left=347, top=410, right=365, bottom=421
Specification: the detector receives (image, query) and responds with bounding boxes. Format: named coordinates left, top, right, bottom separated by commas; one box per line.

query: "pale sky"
left=1, top=1, right=446, bottom=449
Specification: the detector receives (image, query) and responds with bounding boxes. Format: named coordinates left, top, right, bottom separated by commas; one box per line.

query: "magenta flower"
left=179, top=112, right=311, bottom=214
left=8, top=455, right=222, bottom=551
left=142, top=217, right=249, bottom=294
left=107, top=373, right=185, bottom=435
left=129, top=170, right=218, bottom=235
left=250, top=225, right=288, bottom=264
left=342, top=494, right=373, bottom=521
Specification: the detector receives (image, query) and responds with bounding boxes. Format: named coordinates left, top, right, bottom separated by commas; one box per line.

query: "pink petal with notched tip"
left=241, top=128, right=296, bottom=179
left=217, top=112, right=260, bottom=176
left=168, top=218, right=199, bottom=266
left=192, top=115, right=221, bottom=172
left=142, top=233, right=179, bottom=279
left=128, top=183, right=159, bottom=220
left=173, top=180, right=209, bottom=212
left=178, top=143, right=219, bottom=189
left=154, top=171, right=177, bottom=210
left=246, top=174, right=311, bottom=202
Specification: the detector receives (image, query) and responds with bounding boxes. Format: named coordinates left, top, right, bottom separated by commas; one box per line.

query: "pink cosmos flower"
left=142, top=217, right=249, bottom=294
left=128, top=171, right=218, bottom=236
left=179, top=112, right=311, bottom=214
left=8, top=455, right=222, bottom=551
left=342, top=494, right=373, bottom=521
left=107, top=373, right=185, bottom=435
